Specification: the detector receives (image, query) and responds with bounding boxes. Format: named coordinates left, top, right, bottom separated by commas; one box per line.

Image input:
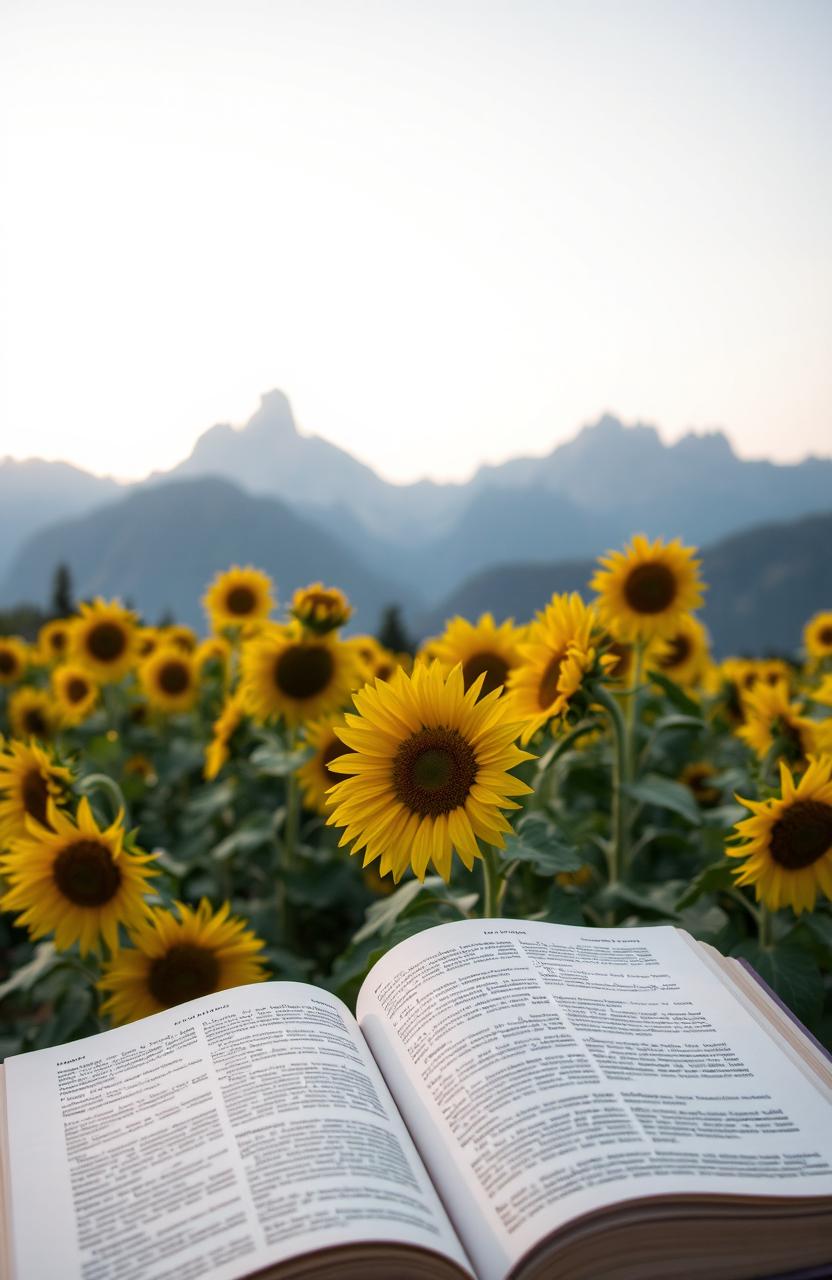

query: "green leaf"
left=353, top=877, right=445, bottom=943
left=623, top=773, right=702, bottom=827
left=0, top=943, right=58, bottom=1002
left=650, top=713, right=706, bottom=735
left=185, top=780, right=236, bottom=820
left=645, top=670, right=701, bottom=716
left=543, top=886, right=586, bottom=926
left=802, top=912, right=832, bottom=953
left=599, top=882, right=681, bottom=921
left=675, top=860, right=737, bottom=909
left=501, top=814, right=584, bottom=875
left=250, top=744, right=313, bottom=776
left=731, top=940, right=824, bottom=1029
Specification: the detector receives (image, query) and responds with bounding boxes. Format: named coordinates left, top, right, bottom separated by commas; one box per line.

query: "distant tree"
left=157, top=608, right=175, bottom=628
left=376, top=604, right=415, bottom=656
left=51, top=563, right=74, bottom=618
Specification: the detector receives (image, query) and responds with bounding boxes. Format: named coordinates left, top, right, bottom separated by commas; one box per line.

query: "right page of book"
left=357, top=918, right=832, bottom=1280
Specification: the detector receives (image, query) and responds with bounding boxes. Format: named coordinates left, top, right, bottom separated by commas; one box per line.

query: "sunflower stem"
left=78, top=773, right=129, bottom=827
left=758, top=903, right=773, bottom=948
left=589, top=684, right=629, bottom=894
left=284, top=770, right=299, bottom=872
left=481, top=847, right=504, bottom=918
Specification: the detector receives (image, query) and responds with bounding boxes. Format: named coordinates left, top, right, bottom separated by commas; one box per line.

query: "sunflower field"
left=2, top=539, right=832, bottom=1054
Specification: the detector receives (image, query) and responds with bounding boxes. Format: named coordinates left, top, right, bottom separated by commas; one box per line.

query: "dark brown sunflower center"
left=322, top=737, right=346, bottom=782
left=88, top=622, right=127, bottom=663
left=226, top=585, right=257, bottom=615
left=658, top=633, right=691, bottom=669
left=538, top=655, right=564, bottom=709
left=0, top=650, right=17, bottom=675
left=303, top=591, right=336, bottom=612
left=53, top=839, right=121, bottom=906
left=392, top=727, right=477, bottom=817
left=774, top=716, right=805, bottom=762
left=462, top=651, right=509, bottom=697
left=50, top=631, right=67, bottom=652
left=623, top=562, right=677, bottom=614
left=769, top=800, right=832, bottom=870
left=22, top=768, right=50, bottom=826
left=67, top=677, right=90, bottom=704
left=148, top=944, right=220, bottom=1007
left=819, top=625, right=832, bottom=647
left=375, top=662, right=395, bottom=681
left=23, top=709, right=48, bottom=737
left=274, top=644, right=334, bottom=700
left=158, top=660, right=190, bottom=695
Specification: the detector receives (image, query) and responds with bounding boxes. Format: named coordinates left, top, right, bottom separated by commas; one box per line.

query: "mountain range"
left=1, top=390, right=830, bottom=651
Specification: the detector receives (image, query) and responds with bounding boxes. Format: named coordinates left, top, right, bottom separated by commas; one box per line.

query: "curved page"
left=357, top=919, right=832, bottom=1280
left=4, top=981, right=472, bottom=1280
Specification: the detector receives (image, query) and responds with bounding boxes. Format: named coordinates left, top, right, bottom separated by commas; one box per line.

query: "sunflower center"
left=274, top=644, right=334, bottom=700
left=53, top=840, right=121, bottom=906
left=0, top=651, right=17, bottom=675
left=538, top=655, right=563, bottom=709
left=375, top=662, right=395, bottom=681
left=22, top=768, right=50, bottom=826
left=88, top=622, right=127, bottom=663
left=226, top=585, right=257, bottom=616
left=775, top=716, right=805, bottom=762
left=658, top=633, right=691, bottom=669
left=769, top=800, right=832, bottom=870
left=322, top=737, right=346, bottom=782
left=158, top=660, right=190, bottom=695
left=623, top=562, right=677, bottom=615
left=148, top=944, right=220, bottom=1007
left=820, top=625, right=832, bottom=647
left=23, top=709, right=48, bottom=737
left=392, top=727, right=477, bottom=816
left=462, top=651, right=509, bottom=697
left=67, top=677, right=89, bottom=704
left=50, top=631, right=67, bottom=652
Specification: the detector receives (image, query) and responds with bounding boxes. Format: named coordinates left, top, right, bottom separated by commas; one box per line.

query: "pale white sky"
left=1, top=0, right=830, bottom=484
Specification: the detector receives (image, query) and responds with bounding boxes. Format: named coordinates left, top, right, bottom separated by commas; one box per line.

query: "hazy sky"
left=1, top=0, right=830, bottom=484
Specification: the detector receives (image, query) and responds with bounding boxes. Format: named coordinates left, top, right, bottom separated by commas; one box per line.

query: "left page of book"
left=3, top=980, right=473, bottom=1280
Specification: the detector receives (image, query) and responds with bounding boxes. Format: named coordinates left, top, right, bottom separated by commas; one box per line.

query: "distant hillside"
left=5, top=390, right=832, bottom=607
left=0, top=458, right=121, bottom=579
left=419, top=510, right=832, bottom=658
left=0, top=477, right=409, bottom=633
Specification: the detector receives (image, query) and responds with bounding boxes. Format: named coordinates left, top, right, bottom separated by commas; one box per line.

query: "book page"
left=357, top=919, right=832, bottom=1280
left=3, top=981, right=471, bottom=1280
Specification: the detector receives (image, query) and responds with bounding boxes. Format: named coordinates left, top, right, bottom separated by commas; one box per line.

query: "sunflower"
left=727, top=757, right=832, bottom=913
left=651, top=613, right=710, bottom=686
left=139, top=646, right=198, bottom=714
left=241, top=623, right=359, bottom=729
left=37, top=620, right=72, bottom=665
left=291, top=583, right=352, bottom=634
left=0, top=740, right=72, bottom=844
left=680, top=761, right=721, bottom=809
left=430, top=613, right=523, bottom=699
left=204, top=691, right=248, bottom=780
left=203, top=566, right=275, bottom=632
left=591, top=535, right=705, bottom=643
left=350, top=635, right=409, bottom=684
left=297, top=716, right=349, bottom=814
left=98, top=899, right=267, bottom=1023
left=70, top=599, right=139, bottom=683
left=0, top=637, right=27, bottom=685
left=8, top=687, right=56, bottom=740
left=327, top=661, right=534, bottom=882
left=136, top=627, right=161, bottom=659
left=0, top=796, right=156, bottom=954
left=195, top=635, right=232, bottom=672
left=804, top=612, right=832, bottom=662
left=506, top=593, right=610, bottom=746
left=160, top=624, right=198, bottom=653
left=737, top=684, right=822, bottom=769
left=52, top=664, right=99, bottom=726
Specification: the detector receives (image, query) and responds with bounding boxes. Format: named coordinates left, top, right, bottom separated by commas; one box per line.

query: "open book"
left=2, top=919, right=831, bottom=1280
